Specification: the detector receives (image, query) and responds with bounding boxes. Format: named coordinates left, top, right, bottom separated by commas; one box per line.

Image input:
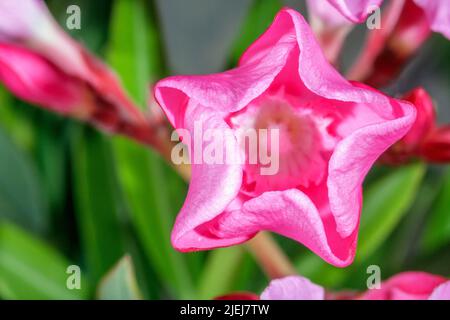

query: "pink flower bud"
left=382, top=88, right=450, bottom=164
left=0, top=43, right=93, bottom=118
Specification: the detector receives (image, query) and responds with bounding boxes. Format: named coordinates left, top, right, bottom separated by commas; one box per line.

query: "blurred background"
left=0, top=0, right=449, bottom=299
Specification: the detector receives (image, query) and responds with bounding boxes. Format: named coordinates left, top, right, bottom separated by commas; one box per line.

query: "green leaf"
left=0, top=127, right=48, bottom=234
left=34, top=115, right=68, bottom=215
left=0, top=222, right=88, bottom=299
left=97, top=255, right=142, bottom=300
left=70, top=126, right=125, bottom=283
left=0, top=86, right=6, bottom=103
left=230, top=0, right=282, bottom=64
left=106, top=0, right=195, bottom=298
left=0, top=88, right=36, bottom=158
left=112, top=138, right=195, bottom=298
left=197, top=247, right=246, bottom=299
left=357, top=162, right=426, bottom=259
left=107, top=0, right=162, bottom=106
left=295, top=163, right=426, bottom=287
left=421, top=168, right=450, bottom=253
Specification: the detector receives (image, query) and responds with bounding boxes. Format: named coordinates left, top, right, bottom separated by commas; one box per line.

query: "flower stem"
left=246, top=232, right=297, bottom=279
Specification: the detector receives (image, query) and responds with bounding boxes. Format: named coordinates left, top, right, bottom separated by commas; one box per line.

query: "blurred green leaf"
left=0, top=90, right=35, bottom=153
left=112, top=138, right=194, bottom=298
left=295, top=163, right=426, bottom=287
left=233, top=253, right=263, bottom=293
left=34, top=115, right=68, bottom=215
left=0, top=86, right=5, bottom=103
left=97, top=255, right=142, bottom=300
left=0, top=222, right=88, bottom=299
left=107, top=0, right=162, bottom=106
left=421, top=168, right=450, bottom=253
left=198, top=247, right=246, bottom=299
left=119, top=231, right=160, bottom=299
left=106, top=0, right=195, bottom=298
left=230, top=0, right=282, bottom=64
left=71, top=127, right=125, bottom=283
left=357, top=162, right=426, bottom=259
left=0, top=127, right=48, bottom=234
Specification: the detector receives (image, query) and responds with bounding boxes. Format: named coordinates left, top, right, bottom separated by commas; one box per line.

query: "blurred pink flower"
left=260, top=276, right=325, bottom=300
left=155, top=8, right=416, bottom=267
left=361, top=272, right=449, bottom=300
left=414, top=0, right=450, bottom=39
left=306, top=0, right=382, bottom=64
left=309, top=0, right=450, bottom=39
left=420, top=125, right=450, bottom=163
left=0, top=0, right=147, bottom=134
left=308, top=0, right=382, bottom=25
left=306, top=0, right=355, bottom=63
left=429, top=281, right=450, bottom=300
left=0, top=43, right=93, bottom=118
left=214, top=275, right=325, bottom=300
left=219, top=273, right=450, bottom=300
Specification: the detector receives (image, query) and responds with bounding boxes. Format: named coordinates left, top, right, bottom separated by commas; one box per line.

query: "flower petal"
left=0, top=0, right=52, bottom=41
left=0, top=0, right=91, bottom=80
left=429, top=281, right=450, bottom=300
left=421, top=125, right=450, bottom=163
left=328, top=95, right=416, bottom=237
left=210, top=189, right=357, bottom=267
left=400, top=88, right=436, bottom=148
left=307, top=0, right=351, bottom=27
left=414, top=0, right=450, bottom=39
left=154, top=12, right=296, bottom=127
left=256, top=9, right=417, bottom=237
left=361, top=272, right=447, bottom=300
left=241, top=9, right=399, bottom=109
left=0, top=43, right=89, bottom=116
left=260, top=275, right=325, bottom=300
left=327, top=0, right=383, bottom=23
left=170, top=104, right=244, bottom=251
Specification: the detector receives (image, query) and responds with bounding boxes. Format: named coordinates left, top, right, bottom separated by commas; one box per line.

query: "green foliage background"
left=0, top=0, right=449, bottom=299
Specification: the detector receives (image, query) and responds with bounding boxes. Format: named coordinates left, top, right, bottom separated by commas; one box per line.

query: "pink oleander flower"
left=155, top=8, right=416, bottom=266
left=215, top=276, right=325, bottom=300
left=413, top=0, right=450, bottom=39
left=260, top=276, right=325, bottom=300
left=308, top=0, right=382, bottom=25
left=361, top=272, right=450, bottom=300
left=382, top=88, right=450, bottom=164
left=218, top=273, right=450, bottom=300
left=310, top=0, right=450, bottom=40
left=0, top=0, right=147, bottom=134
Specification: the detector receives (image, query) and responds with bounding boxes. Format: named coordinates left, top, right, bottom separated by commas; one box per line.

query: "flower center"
left=230, top=94, right=333, bottom=195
